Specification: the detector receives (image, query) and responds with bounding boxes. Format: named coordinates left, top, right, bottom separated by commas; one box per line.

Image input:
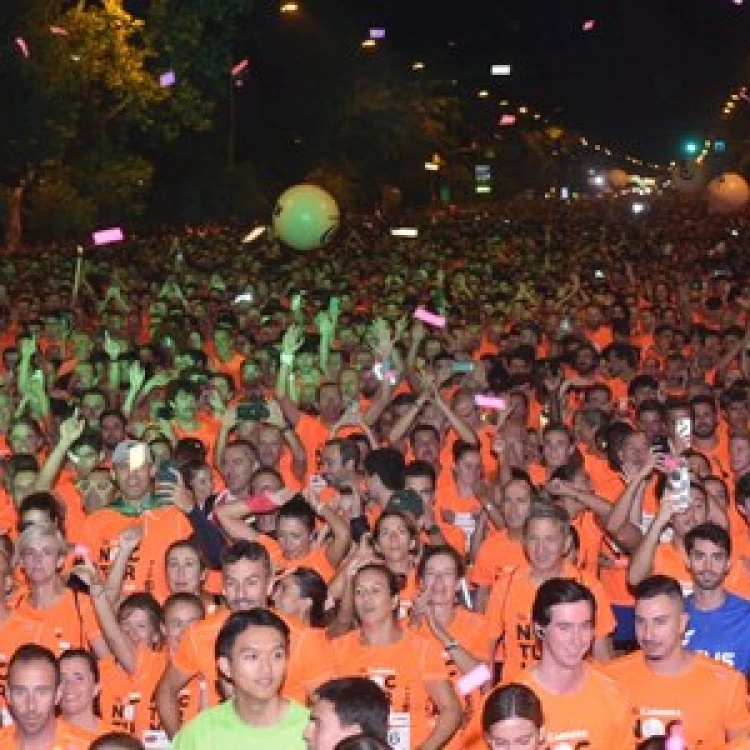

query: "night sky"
left=326, top=0, right=750, bottom=163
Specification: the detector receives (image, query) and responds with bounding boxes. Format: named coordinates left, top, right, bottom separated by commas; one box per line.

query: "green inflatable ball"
left=272, top=184, right=340, bottom=251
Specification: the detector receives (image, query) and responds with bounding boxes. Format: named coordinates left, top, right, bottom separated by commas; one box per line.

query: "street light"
left=281, top=2, right=299, bottom=13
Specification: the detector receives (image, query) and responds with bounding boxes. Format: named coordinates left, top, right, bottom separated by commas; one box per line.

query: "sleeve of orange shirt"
left=723, top=667, right=750, bottom=740
left=171, top=619, right=203, bottom=678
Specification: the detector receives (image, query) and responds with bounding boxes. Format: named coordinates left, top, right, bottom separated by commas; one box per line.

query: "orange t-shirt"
left=271, top=545, right=335, bottom=583
left=0, top=718, right=90, bottom=749
left=485, top=563, right=616, bottom=682
left=83, top=504, right=193, bottom=602
left=510, top=665, right=634, bottom=750
left=605, top=651, right=750, bottom=747
left=295, top=414, right=331, bottom=475
left=98, top=645, right=204, bottom=743
left=571, top=510, right=604, bottom=578
left=331, top=628, right=453, bottom=748
left=469, top=530, right=526, bottom=587
left=172, top=608, right=333, bottom=707
left=14, top=589, right=102, bottom=655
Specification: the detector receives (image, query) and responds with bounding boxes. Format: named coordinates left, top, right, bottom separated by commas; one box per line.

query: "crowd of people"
left=1, top=193, right=750, bottom=748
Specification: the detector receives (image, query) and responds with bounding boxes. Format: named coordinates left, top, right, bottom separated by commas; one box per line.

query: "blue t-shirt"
left=684, top=592, right=750, bottom=674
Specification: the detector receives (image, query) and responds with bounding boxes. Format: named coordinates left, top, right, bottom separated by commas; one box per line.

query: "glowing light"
left=412, top=61, right=425, bottom=70
left=491, top=64, right=511, bottom=76
left=361, top=39, right=377, bottom=49
left=280, top=2, right=299, bottom=13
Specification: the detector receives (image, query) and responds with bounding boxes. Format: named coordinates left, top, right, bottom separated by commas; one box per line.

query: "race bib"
left=143, top=729, right=171, bottom=749
left=387, top=712, right=410, bottom=750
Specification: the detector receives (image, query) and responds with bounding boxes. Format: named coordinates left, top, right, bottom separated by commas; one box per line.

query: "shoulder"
left=585, top=664, right=631, bottom=701
left=689, top=652, right=745, bottom=684
left=601, top=651, right=644, bottom=680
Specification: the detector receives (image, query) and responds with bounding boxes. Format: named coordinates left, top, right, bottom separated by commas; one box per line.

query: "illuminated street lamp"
left=361, top=39, right=377, bottom=49
left=412, top=61, right=425, bottom=70
left=281, top=2, right=299, bottom=13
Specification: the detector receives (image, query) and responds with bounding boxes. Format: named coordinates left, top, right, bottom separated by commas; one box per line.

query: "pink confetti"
left=49, top=25, right=69, bottom=36
left=499, top=114, right=516, bottom=126
left=414, top=307, right=446, bottom=328
left=583, top=19, right=596, bottom=31
left=159, top=70, right=176, bottom=87
left=475, top=395, right=508, bottom=410
left=15, top=37, right=29, bottom=58
left=92, top=227, right=124, bottom=246
left=457, top=663, right=492, bottom=695
left=231, top=59, right=249, bottom=77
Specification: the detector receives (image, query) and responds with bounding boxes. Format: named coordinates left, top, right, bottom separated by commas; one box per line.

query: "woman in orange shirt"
left=481, top=683, right=545, bottom=750
left=331, top=563, right=463, bottom=749
left=59, top=649, right=119, bottom=741
left=372, top=510, right=421, bottom=618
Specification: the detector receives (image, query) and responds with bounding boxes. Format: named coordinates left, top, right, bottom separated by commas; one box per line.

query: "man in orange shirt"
left=155, top=540, right=333, bottom=737
left=474, top=578, right=633, bottom=750
left=470, top=475, right=534, bottom=611
left=606, top=575, right=750, bottom=747
left=485, top=502, right=615, bottom=681
left=0, top=644, right=90, bottom=749
left=83, top=439, right=193, bottom=600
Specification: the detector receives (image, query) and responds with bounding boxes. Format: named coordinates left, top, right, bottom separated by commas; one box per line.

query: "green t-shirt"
left=172, top=698, right=309, bottom=750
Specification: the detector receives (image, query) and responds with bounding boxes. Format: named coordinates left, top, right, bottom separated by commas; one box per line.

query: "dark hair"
left=99, top=408, right=127, bottom=428
left=173, top=438, right=207, bottom=465
left=531, top=578, right=596, bottom=629
left=363, top=448, right=406, bottom=492
left=353, top=563, right=400, bottom=599
left=18, top=491, right=65, bottom=534
left=314, top=678, right=390, bottom=741
left=417, top=544, right=465, bottom=581
left=9, top=644, right=60, bottom=687
left=277, top=494, right=317, bottom=534
left=90, top=732, right=145, bottom=750
left=685, top=521, right=731, bottom=558
left=482, top=682, right=544, bottom=733
left=286, top=567, right=328, bottom=628
left=690, top=394, right=716, bottom=415
left=405, top=460, right=437, bottom=488
left=634, top=575, right=684, bottom=607
left=215, top=608, right=290, bottom=660
left=452, top=439, right=480, bottom=465
left=70, top=429, right=103, bottom=455
left=59, top=646, right=99, bottom=682
left=736, top=473, right=750, bottom=510
left=165, top=538, right=207, bottom=572
left=220, top=540, right=272, bottom=576
left=333, top=736, right=391, bottom=750
left=324, top=438, right=359, bottom=470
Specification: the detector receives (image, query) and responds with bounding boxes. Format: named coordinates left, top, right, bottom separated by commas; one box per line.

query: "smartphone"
left=675, top=417, right=691, bottom=445
left=452, top=361, right=475, bottom=373
left=668, top=460, right=691, bottom=512
left=237, top=398, right=270, bottom=422
left=156, top=459, right=181, bottom=486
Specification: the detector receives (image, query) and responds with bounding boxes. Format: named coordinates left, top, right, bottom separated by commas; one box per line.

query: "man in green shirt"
left=172, top=608, right=309, bottom=749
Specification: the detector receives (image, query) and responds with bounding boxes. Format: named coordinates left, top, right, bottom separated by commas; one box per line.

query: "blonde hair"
left=15, top=522, right=69, bottom=567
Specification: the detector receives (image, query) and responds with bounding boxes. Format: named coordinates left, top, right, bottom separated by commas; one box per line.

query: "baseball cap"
left=112, top=440, right=152, bottom=470
left=386, top=489, right=425, bottom=519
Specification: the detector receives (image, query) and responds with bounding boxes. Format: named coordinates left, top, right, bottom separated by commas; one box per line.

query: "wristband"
left=280, top=353, right=295, bottom=367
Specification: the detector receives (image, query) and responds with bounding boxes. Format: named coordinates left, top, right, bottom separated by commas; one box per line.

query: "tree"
left=0, top=0, right=254, bottom=244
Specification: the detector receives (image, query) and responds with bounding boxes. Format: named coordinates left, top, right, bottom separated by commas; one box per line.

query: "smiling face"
left=353, top=567, right=397, bottom=627
left=219, top=625, right=288, bottom=702
left=59, top=655, right=98, bottom=720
